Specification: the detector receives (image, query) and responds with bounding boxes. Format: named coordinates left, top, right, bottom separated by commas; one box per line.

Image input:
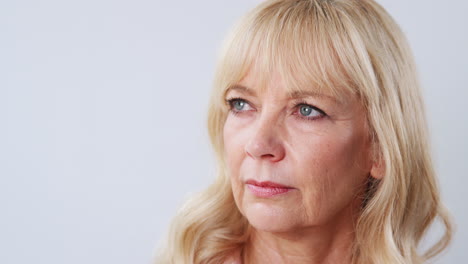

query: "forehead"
left=224, top=66, right=347, bottom=105
left=214, top=0, right=369, bottom=109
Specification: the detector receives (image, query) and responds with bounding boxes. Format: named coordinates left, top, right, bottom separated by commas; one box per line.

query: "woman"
left=157, top=0, right=453, bottom=263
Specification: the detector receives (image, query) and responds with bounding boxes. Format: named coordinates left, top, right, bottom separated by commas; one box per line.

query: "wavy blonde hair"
left=156, top=0, right=453, bottom=263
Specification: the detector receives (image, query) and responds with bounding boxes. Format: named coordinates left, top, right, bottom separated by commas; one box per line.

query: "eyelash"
left=224, top=97, right=327, bottom=121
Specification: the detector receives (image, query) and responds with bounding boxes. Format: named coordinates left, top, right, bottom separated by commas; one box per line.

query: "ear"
left=370, top=156, right=385, bottom=180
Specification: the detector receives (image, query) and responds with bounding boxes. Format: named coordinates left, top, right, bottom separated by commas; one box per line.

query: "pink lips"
left=245, top=180, right=294, bottom=198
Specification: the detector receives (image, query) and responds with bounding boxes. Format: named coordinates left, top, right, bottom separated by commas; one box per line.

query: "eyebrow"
left=225, top=85, right=257, bottom=97
left=225, top=85, right=340, bottom=104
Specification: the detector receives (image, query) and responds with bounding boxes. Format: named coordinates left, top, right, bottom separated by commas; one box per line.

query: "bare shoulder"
left=223, top=249, right=242, bottom=264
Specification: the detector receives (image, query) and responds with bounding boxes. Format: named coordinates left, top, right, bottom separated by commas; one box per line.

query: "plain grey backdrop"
left=1, top=0, right=467, bottom=263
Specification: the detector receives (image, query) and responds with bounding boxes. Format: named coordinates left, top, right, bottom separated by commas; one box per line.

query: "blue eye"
left=233, top=100, right=246, bottom=111
left=226, top=98, right=252, bottom=112
left=225, top=97, right=326, bottom=121
left=297, top=103, right=326, bottom=120
left=299, top=105, right=318, bottom=116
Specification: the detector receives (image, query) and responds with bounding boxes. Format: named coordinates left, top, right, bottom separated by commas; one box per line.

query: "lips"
left=245, top=180, right=294, bottom=198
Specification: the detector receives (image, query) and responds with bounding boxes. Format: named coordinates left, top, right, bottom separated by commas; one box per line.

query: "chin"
left=243, top=202, right=301, bottom=233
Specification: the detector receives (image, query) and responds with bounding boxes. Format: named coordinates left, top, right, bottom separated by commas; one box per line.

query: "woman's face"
left=223, top=69, right=374, bottom=232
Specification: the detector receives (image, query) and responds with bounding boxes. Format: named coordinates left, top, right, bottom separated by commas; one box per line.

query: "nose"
left=244, top=118, right=286, bottom=162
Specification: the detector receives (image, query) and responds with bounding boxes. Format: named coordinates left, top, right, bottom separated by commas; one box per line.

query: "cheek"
left=290, top=121, right=369, bottom=175
left=289, top=127, right=355, bottom=174
left=223, top=118, right=247, bottom=210
left=223, top=117, right=244, bottom=172
left=288, top=126, right=370, bottom=221
left=223, top=114, right=256, bottom=171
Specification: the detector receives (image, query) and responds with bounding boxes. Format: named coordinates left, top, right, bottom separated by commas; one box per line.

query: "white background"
left=1, top=0, right=467, bottom=263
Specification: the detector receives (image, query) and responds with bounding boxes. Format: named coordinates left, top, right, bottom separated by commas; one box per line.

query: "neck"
left=242, top=205, right=358, bottom=264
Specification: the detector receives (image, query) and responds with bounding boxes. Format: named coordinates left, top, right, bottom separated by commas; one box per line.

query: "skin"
left=222, top=69, right=380, bottom=264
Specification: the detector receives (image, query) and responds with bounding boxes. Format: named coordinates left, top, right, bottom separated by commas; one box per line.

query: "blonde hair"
left=156, top=0, right=453, bottom=263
